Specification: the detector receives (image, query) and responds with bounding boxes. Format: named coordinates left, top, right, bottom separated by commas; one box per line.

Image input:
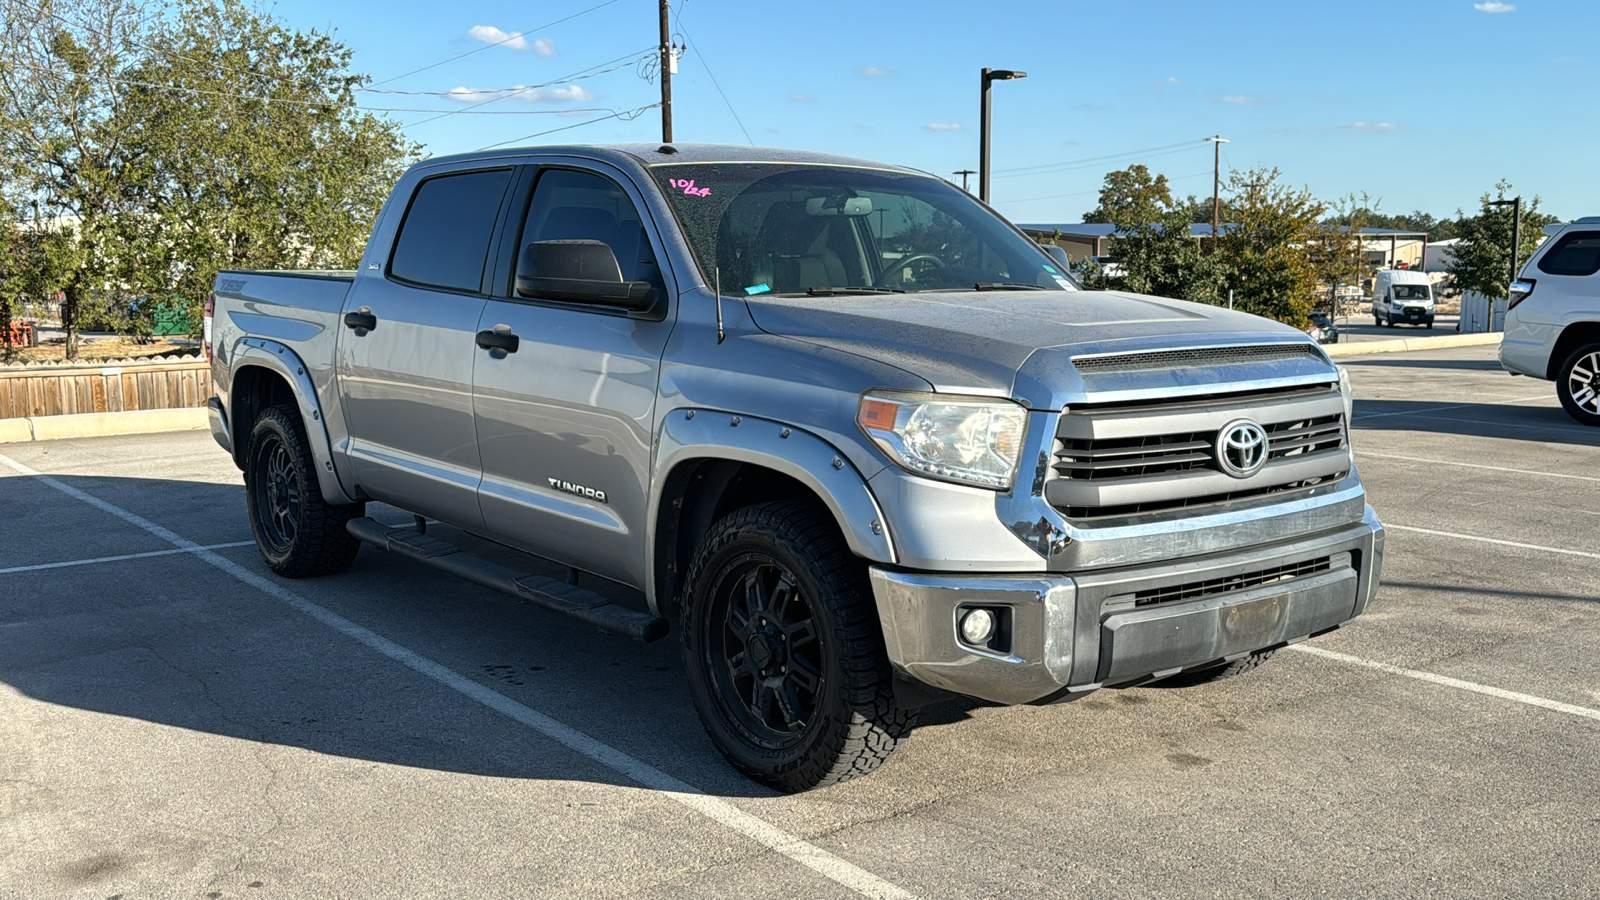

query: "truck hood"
left=744, top=289, right=1336, bottom=409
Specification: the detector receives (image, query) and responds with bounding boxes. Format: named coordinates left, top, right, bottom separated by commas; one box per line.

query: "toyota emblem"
left=1215, top=419, right=1268, bottom=478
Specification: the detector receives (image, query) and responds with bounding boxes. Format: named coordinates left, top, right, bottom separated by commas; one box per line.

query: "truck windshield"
left=651, top=163, right=1076, bottom=297
left=1393, top=285, right=1431, bottom=301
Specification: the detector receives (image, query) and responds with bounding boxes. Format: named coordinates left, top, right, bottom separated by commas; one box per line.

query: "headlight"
left=857, top=391, right=1027, bottom=490
left=1337, top=365, right=1354, bottom=432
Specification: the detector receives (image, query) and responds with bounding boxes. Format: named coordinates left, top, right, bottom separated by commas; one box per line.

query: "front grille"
left=1072, top=344, right=1324, bottom=374
left=1053, top=414, right=1347, bottom=481
left=1132, top=557, right=1333, bottom=608
left=1047, top=384, right=1351, bottom=521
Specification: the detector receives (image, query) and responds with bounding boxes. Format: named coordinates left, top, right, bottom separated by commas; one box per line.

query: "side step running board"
left=346, top=517, right=670, bottom=643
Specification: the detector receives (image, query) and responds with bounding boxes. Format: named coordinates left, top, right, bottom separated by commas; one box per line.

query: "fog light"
left=959, top=608, right=996, bottom=645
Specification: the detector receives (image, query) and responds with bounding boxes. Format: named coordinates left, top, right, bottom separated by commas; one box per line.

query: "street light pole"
left=978, top=68, right=1026, bottom=204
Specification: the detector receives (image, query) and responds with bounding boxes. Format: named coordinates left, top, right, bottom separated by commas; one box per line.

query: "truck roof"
left=410, top=143, right=926, bottom=177
left=1378, top=269, right=1431, bottom=283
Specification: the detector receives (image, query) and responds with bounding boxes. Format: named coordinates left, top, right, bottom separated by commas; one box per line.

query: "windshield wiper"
left=972, top=282, right=1051, bottom=291
left=804, top=286, right=904, bottom=296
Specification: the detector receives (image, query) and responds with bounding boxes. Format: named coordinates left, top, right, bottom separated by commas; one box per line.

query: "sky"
left=271, top=0, right=1595, bottom=225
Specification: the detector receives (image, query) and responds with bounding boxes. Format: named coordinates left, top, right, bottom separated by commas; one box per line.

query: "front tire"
left=1556, top=343, right=1600, bottom=427
left=681, top=501, right=915, bottom=792
left=244, top=405, right=364, bottom=577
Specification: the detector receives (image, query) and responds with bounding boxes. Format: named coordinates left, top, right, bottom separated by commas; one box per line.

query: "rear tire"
left=1161, top=649, right=1276, bottom=686
left=681, top=501, right=915, bottom=792
left=244, top=405, right=364, bottom=577
left=1556, top=343, right=1600, bottom=427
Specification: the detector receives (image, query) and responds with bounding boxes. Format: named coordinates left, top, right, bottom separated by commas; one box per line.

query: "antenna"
left=714, top=267, right=725, bottom=344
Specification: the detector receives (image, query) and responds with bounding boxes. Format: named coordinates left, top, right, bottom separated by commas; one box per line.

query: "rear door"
left=338, top=165, right=517, bottom=528
left=470, top=163, right=677, bottom=589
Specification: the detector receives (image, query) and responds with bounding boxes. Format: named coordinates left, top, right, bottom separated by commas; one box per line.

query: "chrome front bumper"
left=869, top=507, right=1384, bottom=705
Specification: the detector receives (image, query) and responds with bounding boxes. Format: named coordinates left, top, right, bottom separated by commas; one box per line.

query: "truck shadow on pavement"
left=1, top=473, right=988, bottom=799
left=1350, top=399, right=1599, bottom=447
left=1340, top=357, right=1505, bottom=372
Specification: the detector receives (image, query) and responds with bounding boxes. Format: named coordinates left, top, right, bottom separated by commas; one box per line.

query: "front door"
left=338, top=165, right=516, bottom=529
left=471, top=165, right=677, bottom=589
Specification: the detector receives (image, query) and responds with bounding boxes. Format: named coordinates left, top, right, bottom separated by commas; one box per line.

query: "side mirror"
left=516, top=239, right=657, bottom=312
left=1041, top=245, right=1072, bottom=272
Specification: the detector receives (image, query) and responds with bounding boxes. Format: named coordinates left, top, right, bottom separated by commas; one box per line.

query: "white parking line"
left=0, top=542, right=255, bottom=575
left=1358, top=452, right=1600, bottom=483
left=1386, top=523, right=1600, bottom=561
left=1288, top=645, right=1600, bottom=723
left=0, top=450, right=915, bottom=900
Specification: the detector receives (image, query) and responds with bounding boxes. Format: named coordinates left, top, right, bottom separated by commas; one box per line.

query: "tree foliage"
left=1443, top=181, right=1557, bottom=301
left=1211, top=168, right=1327, bottom=327
left=1082, top=165, right=1174, bottom=226
left=0, top=0, right=417, bottom=358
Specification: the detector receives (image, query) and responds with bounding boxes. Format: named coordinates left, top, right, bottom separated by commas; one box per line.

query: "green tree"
left=1307, top=194, right=1378, bottom=317
left=1444, top=181, right=1557, bottom=301
left=1083, top=165, right=1174, bottom=226
left=0, top=0, right=153, bottom=357
left=110, top=0, right=416, bottom=323
left=1102, top=202, right=1224, bottom=303
left=1212, top=167, right=1326, bottom=327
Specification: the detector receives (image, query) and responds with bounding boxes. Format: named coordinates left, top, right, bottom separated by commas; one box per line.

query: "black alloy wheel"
left=252, top=433, right=301, bottom=554
left=708, top=557, right=825, bottom=743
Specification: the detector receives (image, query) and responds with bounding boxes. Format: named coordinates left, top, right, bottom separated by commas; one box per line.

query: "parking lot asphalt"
left=3, top=343, right=1598, bottom=899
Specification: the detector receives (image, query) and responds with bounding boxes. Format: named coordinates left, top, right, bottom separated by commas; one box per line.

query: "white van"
left=1371, top=269, right=1435, bottom=328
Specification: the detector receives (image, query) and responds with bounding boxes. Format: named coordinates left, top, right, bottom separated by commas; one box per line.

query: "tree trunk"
left=63, top=283, right=80, bottom=360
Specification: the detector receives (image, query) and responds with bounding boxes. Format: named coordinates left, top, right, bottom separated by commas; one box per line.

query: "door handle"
left=475, top=327, right=520, bottom=355
left=344, top=307, right=377, bottom=332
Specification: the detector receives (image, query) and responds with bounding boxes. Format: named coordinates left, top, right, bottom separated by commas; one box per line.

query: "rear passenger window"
left=515, top=168, right=665, bottom=295
left=390, top=169, right=514, bottom=293
left=1537, top=231, right=1600, bottom=277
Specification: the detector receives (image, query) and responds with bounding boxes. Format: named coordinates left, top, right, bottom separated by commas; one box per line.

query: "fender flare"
left=230, top=337, right=357, bottom=506
left=647, top=408, right=897, bottom=614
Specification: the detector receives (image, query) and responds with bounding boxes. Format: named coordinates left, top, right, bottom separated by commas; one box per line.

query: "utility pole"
left=659, top=0, right=672, bottom=143
left=1206, top=135, right=1228, bottom=237
left=953, top=169, right=976, bottom=193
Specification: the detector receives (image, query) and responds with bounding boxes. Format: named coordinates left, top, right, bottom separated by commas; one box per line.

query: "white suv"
left=1500, top=217, right=1600, bottom=426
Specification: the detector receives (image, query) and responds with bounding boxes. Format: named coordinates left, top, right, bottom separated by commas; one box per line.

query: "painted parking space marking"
left=0, top=450, right=916, bottom=900
left=0, top=542, right=256, bottom=576
left=1288, top=645, right=1600, bottom=724
left=1386, top=523, right=1600, bottom=561
left=1357, top=452, right=1600, bottom=483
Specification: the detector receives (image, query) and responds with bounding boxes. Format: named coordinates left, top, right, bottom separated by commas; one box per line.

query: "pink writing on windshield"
left=669, top=178, right=712, bottom=197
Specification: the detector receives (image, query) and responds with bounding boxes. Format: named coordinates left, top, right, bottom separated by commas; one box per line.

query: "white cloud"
left=467, top=25, right=528, bottom=50
left=788, top=93, right=815, bottom=101
left=924, top=123, right=962, bottom=132
left=1343, top=121, right=1406, bottom=132
left=530, top=37, right=556, bottom=57
left=1214, top=95, right=1273, bottom=105
left=445, top=84, right=595, bottom=104
left=858, top=66, right=893, bottom=77
left=1166, top=76, right=1183, bottom=84
left=1473, top=2, right=1516, bottom=11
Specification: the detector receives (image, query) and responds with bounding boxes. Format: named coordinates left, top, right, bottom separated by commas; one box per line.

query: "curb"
left=1325, top=332, right=1501, bottom=358
left=0, top=407, right=208, bottom=444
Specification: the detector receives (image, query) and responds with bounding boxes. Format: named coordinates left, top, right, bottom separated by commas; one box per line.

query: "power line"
left=478, top=102, right=661, bottom=150
left=6, top=59, right=633, bottom=118
left=673, top=4, right=752, bottom=145
left=993, top=143, right=1207, bottom=180
left=367, top=0, right=623, bottom=88
left=400, top=49, right=655, bottom=131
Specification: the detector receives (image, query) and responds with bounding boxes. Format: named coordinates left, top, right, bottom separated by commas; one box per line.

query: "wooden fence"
left=0, top=356, right=208, bottom=419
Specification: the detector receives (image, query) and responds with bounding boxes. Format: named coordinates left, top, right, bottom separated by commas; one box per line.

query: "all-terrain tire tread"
left=682, top=500, right=915, bottom=792
left=246, top=405, right=363, bottom=578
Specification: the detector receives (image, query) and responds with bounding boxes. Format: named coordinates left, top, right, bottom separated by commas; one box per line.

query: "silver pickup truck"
left=206, top=144, right=1383, bottom=791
